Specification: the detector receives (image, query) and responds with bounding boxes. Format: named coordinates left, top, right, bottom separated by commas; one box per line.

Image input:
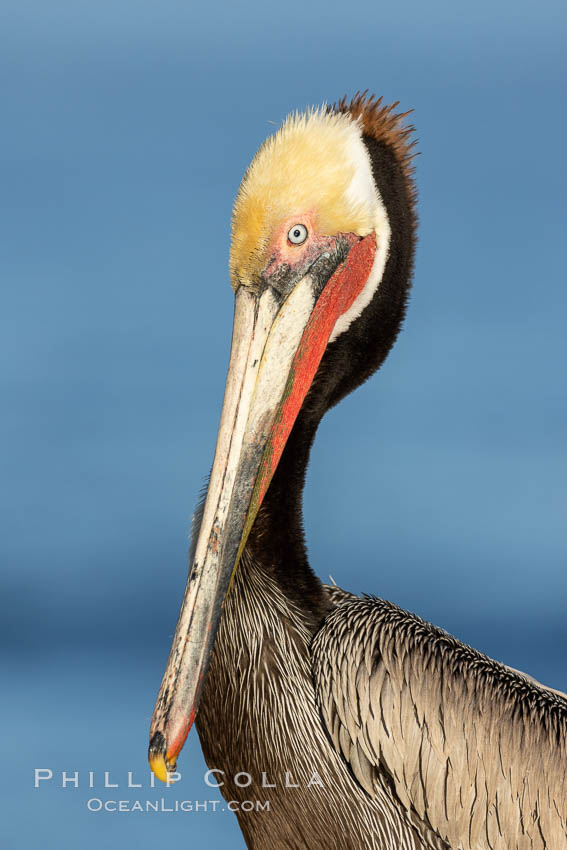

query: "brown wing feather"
left=312, top=596, right=567, bottom=849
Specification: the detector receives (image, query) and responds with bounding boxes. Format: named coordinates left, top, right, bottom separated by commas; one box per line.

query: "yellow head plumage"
left=230, top=108, right=379, bottom=289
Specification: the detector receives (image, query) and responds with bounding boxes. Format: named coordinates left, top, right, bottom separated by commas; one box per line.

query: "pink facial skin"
left=263, top=211, right=340, bottom=279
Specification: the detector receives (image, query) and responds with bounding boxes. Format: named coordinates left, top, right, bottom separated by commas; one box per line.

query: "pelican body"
left=148, top=95, right=567, bottom=849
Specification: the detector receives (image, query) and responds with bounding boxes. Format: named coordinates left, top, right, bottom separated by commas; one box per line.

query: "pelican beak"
left=148, top=232, right=376, bottom=780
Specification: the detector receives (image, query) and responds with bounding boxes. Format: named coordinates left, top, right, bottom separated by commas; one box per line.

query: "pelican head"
left=148, top=94, right=416, bottom=781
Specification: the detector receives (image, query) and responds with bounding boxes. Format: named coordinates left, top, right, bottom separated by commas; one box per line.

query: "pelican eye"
left=288, top=224, right=308, bottom=245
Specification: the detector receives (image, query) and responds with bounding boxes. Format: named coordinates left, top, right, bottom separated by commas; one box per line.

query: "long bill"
left=148, top=234, right=376, bottom=782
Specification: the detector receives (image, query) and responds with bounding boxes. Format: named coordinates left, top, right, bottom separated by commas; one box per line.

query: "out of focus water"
left=2, top=648, right=239, bottom=848
left=2, top=0, right=566, bottom=845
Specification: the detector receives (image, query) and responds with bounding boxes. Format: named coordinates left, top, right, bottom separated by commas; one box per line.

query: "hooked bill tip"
left=148, top=731, right=177, bottom=783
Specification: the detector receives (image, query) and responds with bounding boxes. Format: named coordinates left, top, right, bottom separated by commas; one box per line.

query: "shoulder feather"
left=312, top=597, right=567, bottom=850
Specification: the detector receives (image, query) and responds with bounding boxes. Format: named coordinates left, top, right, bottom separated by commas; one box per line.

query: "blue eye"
left=288, top=224, right=308, bottom=245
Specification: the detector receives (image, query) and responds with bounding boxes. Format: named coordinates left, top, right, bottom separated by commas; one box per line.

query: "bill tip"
left=148, top=731, right=176, bottom=783
left=149, top=751, right=172, bottom=783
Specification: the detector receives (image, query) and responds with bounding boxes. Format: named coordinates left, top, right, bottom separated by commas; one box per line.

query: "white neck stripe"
left=329, top=129, right=391, bottom=343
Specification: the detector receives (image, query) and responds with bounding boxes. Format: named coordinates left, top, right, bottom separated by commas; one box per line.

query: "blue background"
left=2, top=0, right=565, bottom=846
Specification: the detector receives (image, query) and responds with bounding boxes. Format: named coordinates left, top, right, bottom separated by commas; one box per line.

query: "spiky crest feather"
left=335, top=91, right=418, bottom=231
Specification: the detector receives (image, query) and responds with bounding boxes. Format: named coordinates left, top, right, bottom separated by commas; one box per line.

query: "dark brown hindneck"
left=244, top=411, right=332, bottom=635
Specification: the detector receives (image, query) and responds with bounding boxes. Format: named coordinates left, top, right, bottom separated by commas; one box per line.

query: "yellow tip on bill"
left=149, top=752, right=171, bottom=784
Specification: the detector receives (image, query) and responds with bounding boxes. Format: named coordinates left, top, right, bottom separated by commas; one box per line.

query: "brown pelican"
left=148, top=94, right=567, bottom=849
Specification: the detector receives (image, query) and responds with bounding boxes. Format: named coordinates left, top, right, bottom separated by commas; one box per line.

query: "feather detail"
left=312, top=596, right=567, bottom=850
